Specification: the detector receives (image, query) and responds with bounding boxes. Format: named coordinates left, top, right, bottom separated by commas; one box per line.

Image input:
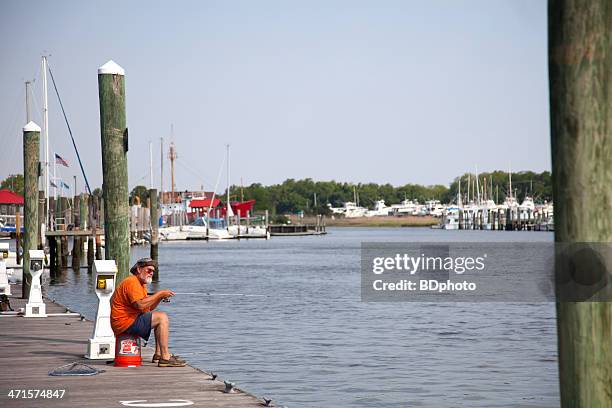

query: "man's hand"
left=157, top=289, right=175, bottom=299
left=134, top=290, right=175, bottom=311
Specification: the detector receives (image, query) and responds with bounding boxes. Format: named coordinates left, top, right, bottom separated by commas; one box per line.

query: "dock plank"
left=0, top=285, right=266, bottom=408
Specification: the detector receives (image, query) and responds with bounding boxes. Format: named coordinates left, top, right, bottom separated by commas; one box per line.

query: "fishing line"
left=172, top=292, right=267, bottom=297
left=153, top=292, right=268, bottom=302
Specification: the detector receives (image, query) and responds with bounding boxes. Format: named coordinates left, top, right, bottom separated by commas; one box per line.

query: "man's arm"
left=133, top=290, right=174, bottom=312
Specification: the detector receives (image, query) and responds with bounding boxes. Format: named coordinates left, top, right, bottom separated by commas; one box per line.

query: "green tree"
left=0, top=174, right=24, bottom=196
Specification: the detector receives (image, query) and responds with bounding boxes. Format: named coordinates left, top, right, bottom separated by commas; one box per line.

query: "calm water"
left=46, top=228, right=559, bottom=407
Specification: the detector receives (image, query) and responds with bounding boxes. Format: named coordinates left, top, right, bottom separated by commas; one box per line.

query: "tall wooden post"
left=37, top=191, right=44, bottom=249
left=149, top=189, right=159, bottom=281
left=95, top=196, right=102, bottom=260
left=86, top=195, right=94, bottom=269
left=15, top=208, right=21, bottom=265
left=22, top=121, right=40, bottom=299
left=60, top=197, right=68, bottom=267
left=549, top=1, right=612, bottom=405
left=80, top=193, right=88, bottom=230
left=98, top=60, right=130, bottom=281
left=72, top=194, right=81, bottom=270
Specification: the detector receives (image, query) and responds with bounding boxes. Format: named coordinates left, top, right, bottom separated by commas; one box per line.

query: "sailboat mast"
left=226, top=144, right=230, bottom=229
left=169, top=142, right=176, bottom=206
left=42, top=56, right=50, bottom=228
left=160, top=136, right=164, bottom=205
left=149, top=141, right=153, bottom=189
left=25, top=81, right=32, bottom=122
left=508, top=164, right=513, bottom=199
left=457, top=178, right=461, bottom=207
left=483, top=177, right=486, bottom=202
left=475, top=167, right=480, bottom=205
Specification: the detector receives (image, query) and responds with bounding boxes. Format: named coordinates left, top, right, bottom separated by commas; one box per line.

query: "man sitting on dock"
left=111, top=257, right=186, bottom=367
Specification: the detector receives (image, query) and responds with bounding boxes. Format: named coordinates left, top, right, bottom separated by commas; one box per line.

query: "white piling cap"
left=98, top=60, right=125, bottom=75
left=23, top=121, right=41, bottom=132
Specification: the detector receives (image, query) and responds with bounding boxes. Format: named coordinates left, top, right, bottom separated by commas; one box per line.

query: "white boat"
left=228, top=225, right=270, bottom=239
left=481, top=199, right=498, bottom=229
left=366, top=200, right=391, bottom=217
left=159, top=225, right=190, bottom=241
left=426, top=200, right=445, bottom=217
left=390, top=199, right=419, bottom=216
left=207, top=227, right=234, bottom=240
left=443, top=207, right=460, bottom=230
left=519, top=196, right=535, bottom=221
left=342, top=202, right=368, bottom=218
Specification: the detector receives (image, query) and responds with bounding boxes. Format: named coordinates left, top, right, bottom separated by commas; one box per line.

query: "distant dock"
left=268, top=224, right=326, bottom=236
left=0, top=286, right=270, bottom=408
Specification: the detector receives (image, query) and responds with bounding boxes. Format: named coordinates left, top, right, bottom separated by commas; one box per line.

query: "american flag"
left=55, top=153, right=69, bottom=167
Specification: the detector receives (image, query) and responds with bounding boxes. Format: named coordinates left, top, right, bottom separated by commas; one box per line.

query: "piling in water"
left=72, top=194, right=81, bottom=270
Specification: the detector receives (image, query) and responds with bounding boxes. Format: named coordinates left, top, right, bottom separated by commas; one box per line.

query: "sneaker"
left=152, top=354, right=185, bottom=364
left=158, top=356, right=187, bottom=367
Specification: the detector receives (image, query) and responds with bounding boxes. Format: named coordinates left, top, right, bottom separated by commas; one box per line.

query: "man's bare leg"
left=151, top=311, right=170, bottom=360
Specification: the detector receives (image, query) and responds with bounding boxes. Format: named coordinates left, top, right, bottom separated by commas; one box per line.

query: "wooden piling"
left=60, top=197, right=69, bottom=266
left=149, top=189, right=159, bottom=281
left=71, top=194, right=81, bottom=270
left=21, top=121, right=40, bottom=299
left=94, top=195, right=102, bottom=260
left=80, top=193, right=88, bottom=230
left=98, top=61, right=130, bottom=281
left=38, top=191, right=45, bottom=249
left=48, top=236, right=57, bottom=275
left=15, top=207, right=21, bottom=265
left=549, top=0, right=612, bottom=404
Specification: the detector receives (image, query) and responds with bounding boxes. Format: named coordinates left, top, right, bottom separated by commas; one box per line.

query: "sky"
left=0, top=0, right=550, bottom=194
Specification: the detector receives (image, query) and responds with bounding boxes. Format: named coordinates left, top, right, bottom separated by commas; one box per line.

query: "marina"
left=1, top=1, right=611, bottom=406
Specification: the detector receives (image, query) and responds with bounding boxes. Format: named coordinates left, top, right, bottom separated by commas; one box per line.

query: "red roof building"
left=189, top=198, right=221, bottom=209
left=0, top=189, right=24, bottom=205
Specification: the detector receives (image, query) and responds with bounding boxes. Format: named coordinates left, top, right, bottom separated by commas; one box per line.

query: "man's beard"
left=145, top=276, right=152, bottom=284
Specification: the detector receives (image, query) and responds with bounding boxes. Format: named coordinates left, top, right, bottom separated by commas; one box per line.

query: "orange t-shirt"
left=111, top=275, right=150, bottom=334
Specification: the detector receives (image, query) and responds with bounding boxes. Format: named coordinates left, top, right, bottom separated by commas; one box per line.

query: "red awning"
left=231, top=200, right=256, bottom=216
left=0, top=189, right=24, bottom=205
left=189, top=198, right=221, bottom=208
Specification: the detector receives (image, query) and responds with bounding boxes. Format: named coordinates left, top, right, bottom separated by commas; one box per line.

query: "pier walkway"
left=0, top=287, right=266, bottom=408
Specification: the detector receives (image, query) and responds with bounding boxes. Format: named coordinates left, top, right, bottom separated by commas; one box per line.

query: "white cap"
left=23, top=121, right=41, bottom=132
left=98, top=60, right=125, bottom=75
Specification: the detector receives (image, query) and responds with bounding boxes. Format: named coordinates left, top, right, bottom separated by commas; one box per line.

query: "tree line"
left=236, top=170, right=552, bottom=215
left=3, top=170, right=552, bottom=216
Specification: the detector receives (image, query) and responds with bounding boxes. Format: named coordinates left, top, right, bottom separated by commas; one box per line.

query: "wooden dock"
left=268, top=224, right=326, bottom=236
left=0, top=286, right=267, bottom=408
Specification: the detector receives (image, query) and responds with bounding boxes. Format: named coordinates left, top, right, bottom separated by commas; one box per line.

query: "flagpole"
left=42, top=56, right=50, bottom=230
